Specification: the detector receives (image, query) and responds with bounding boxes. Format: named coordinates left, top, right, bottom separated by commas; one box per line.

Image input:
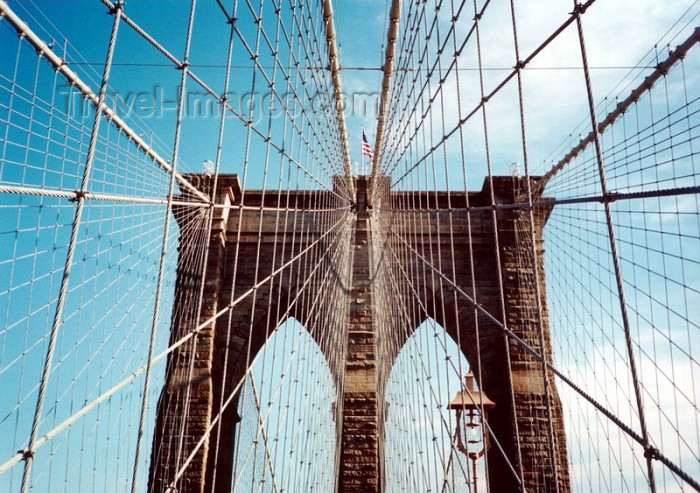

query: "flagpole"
left=361, top=127, right=365, bottom=175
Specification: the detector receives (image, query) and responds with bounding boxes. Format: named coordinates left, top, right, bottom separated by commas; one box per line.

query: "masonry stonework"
left=149, top=175, right=569, bottom=493
left=338, top=177, right=380, bottom=492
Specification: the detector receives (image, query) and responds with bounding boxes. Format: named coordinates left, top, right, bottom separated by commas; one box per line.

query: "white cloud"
left=374, top=0, right=699, bottom=187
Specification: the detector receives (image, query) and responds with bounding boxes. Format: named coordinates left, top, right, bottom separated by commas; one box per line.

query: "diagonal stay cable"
left=0, top=211, right=351, bottom=477
left=376, top=213, right=700, bottom=492
left=98, top=0, right=352, bottom=203
left=173, top=216, right=353, bottom=488
left=0, top=0, right=209, bottom=204
left=377, top=219, right=525, bottom=489
left=387, top=0, right=598, bottom=188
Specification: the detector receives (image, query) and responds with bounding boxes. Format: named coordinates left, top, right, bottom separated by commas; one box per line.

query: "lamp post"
left=448, top=373, right=495, bottom=493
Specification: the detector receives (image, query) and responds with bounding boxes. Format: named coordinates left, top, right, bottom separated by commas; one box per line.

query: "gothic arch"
left=229, top=317, right=338, bottom=491
left=382, top=316, right=471, bottom=492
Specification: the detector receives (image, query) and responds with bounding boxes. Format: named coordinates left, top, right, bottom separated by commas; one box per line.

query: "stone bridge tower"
left=148, top=175, right=569, bottom=493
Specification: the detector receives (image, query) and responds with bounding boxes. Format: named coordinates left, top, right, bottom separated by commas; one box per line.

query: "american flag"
left=361, top=131, right=374, bottom=160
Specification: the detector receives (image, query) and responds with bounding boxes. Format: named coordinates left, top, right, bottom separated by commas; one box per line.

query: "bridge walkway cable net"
left=0, top=0, right=698, bottom=492
left=370, top=0, right=700, bottom=492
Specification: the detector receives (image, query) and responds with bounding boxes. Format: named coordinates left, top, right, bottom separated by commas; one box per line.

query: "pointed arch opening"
left=383, top=317, right=491, bottom=492
left=229, top=317, right=338, bottom=492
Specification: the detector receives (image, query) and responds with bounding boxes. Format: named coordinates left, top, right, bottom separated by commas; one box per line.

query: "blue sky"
left=4, top=0, right=697, bottom=186
left=0, top=0, right=392, bottom=188
left=0, top=1, right=699, bottom=492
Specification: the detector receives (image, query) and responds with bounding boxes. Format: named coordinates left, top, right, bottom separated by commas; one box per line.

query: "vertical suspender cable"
left=571, top=2, right=656, bottom=491
left=470, top=0, right=526, bottom=487
left=507, top=0, right=561, bottom=489
left=130, top=1, right=198, bottom=490
left=19, top=3, right=123, bottom=492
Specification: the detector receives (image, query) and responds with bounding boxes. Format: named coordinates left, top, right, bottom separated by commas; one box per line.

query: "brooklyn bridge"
left=0, top=0, right=698, bottom=492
